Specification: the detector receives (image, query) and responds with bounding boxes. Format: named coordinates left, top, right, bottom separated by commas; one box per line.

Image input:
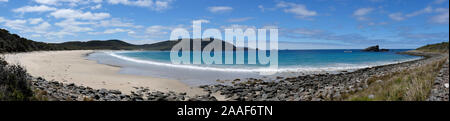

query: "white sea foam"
left=105, top=51, right=421, bottom=74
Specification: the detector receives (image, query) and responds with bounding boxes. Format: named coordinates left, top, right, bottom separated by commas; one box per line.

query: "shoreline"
left=3, top=50, right=446, bottom=101
left=88, top=50, right=423, bottom=86
left=3, top=50, right=207, bottom=97
left=200, top=51, right=448, bottom=101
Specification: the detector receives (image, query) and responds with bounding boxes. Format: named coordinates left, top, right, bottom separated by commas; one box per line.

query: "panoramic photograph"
left=0, top=0, right=448, bottom=107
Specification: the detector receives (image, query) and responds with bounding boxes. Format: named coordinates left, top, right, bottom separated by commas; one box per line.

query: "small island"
left=362, top=45, right=390, bottom=52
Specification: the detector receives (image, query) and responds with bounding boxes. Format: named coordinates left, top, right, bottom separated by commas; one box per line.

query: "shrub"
left=0, top=57, right=33, bottom=101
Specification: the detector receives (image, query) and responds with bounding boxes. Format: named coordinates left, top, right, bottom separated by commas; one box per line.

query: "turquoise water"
left=114, top=49, right=418, bottom=70
left=88, top=49, right=421, bottom=85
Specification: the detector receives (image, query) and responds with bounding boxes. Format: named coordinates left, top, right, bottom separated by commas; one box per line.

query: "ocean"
left=87, top=49, right=421, bottom=86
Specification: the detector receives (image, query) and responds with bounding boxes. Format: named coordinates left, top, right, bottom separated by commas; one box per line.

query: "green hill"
left=57, top=39, right=137, bottom=50
left=1, top=28, right=244, bottom=52
left=417, top=42, right=449, bottom=53
left=0, top=29, right=61, bottom=53
left=57, top=38, right=241, bottom=51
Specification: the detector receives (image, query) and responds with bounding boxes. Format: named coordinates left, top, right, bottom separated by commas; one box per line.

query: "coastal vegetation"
left=346, top=42, right=449, bottom=101
left=346, top=57, right=447, bottom=101
left=0, top=58, right=34, bottom=101
left=0, top=29, right=61, bottom=53
left=417, top=42, right=449, bottom=53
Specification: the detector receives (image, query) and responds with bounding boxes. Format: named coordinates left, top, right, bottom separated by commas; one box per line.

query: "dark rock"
left=110, top=90, right=122, bottom=95
left=362, top=45, right=389, bottom=52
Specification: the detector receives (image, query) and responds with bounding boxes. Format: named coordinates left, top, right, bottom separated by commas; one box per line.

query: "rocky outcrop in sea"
left=362, top=45, right=389, bottom=52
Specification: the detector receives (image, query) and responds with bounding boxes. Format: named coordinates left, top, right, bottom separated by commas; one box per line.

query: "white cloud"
left=192, top=19, right=210, bottom=24
left=389, top=13, right=405, bottom=21
left=220, top=24, right=256, bottom=30
left=32, top=0, right=173, bottom=11
left=146, top=25, right=172, bottom=36
left=34, top=0, right=75, bottom=5
left=0, top=17, right=5, bottom=23
left=0, top=0, right=8, bottom=2
left=32, top=22, right=52, bottom=34
left=353, top=8, right=374, bottom=21
left=207, top=6, right=233, bottom=13
left=276, top=1, right=317, bottom=19
left=33, top=0, right=103, bottom=6
left=97, top=18, right=143, bottom=28
left=0, top=18, right=51, bottom=34
left=128, top=24, right=184, bottom=40
left=191, top=19, right=209, bottom=30
left=153, top=0, right=170, bottom=10
left=31, top=34, right=42, bottom=38
left=0, top=15, right=98, bottom=39
left=405, top=6, right=433, bottom=17
left=107, top=0, right=151, bottom=6
left=433, top=0, right=447, bottom=4
left=227, top=17, right=254, bottom=22
left=91, top=4, right=102, bottom=10
left=104, top=28, right=129, bottom=34
left=3, top=0, right=177, bottom=41
left=107, top=0, right=174, bottom=11
left=34, top=0, right=63, bottom=5
left=50, top=9, right=110, bottom=20
left=13, top=5, right=57, bottom=13
left=435, top=7, right=449, bottom=13
left=388, top=6, right=449, bottom=24
left=431, top=8, right=449, bottom=24
left=88, top=28, right=132, bottom=35
left=258, top=5, right=265, bottom=12
left=28, top=18, right=44, bottom=24
left=353, top=8, right=374, bottom=16
left=3, top=19, right=27, bottom=31
left=290, top=28, right=323, bottom=36
left=45, top=31, right=76, bottom=38
left=54, top=19, right=94, bottom=32
left=261, top=25, right=279, bottom=30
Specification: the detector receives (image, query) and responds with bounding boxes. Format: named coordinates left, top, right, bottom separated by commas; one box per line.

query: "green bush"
left=0, top=58, right=33, bottom=101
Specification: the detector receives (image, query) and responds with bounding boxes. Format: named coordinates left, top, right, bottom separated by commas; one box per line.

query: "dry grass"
left=345, top=56, right=448, bottom=101
left=32, top=89, right=49, bottom=101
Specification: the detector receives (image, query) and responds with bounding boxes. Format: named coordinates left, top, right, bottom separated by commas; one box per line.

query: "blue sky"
left=0, top=0, right=448, bottom=49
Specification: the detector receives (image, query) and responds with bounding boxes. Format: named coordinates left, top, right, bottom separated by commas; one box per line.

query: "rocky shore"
left=200, top=52, right=448, bottom=101
left=30, top=51, right=448, bottom=101
left=33, top=77, right=217, bottom=101
left=428, top=59, right=449, bottom=101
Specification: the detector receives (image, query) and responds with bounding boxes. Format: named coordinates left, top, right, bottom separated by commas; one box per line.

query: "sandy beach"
left=3, top=50, right=207, bottom=96
left=2, top=50, right=447, bottom=101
